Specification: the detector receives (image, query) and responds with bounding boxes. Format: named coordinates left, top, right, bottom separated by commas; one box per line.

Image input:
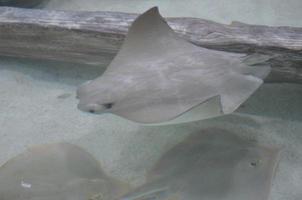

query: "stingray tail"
left=119, top=182, right=169, bottom=200
left=240, top=53, right=273, bottom=79
left=242, top=53, right=274, bottom=66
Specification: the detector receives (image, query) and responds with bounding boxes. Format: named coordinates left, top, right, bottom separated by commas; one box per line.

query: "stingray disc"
left=0, top=143, right=128, bottom=200
left=121, top=129, right=280, bottom=200
left=77, top=7, right=270, bottom=125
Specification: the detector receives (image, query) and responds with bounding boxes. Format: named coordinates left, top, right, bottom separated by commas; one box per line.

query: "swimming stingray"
left=0, top=143, right=128, bottom=200
left=77, top=7, right=271, bottom=125
left=120, top=129, right=280, bottom=200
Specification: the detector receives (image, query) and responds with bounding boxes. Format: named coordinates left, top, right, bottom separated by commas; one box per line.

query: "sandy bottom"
left=0, top=56, right=301, bottom=200
left=0, top=1, right=302, bottom=199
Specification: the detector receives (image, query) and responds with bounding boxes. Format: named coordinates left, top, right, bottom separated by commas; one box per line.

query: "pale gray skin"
left=0, top=143, right=128, bottom=200
left=120, top=129, right=280, bottom=200
left=77, top=7, right=270, bottom=124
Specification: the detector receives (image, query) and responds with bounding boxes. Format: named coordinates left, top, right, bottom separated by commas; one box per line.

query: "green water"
left=0, top=1, right=301, bottom=200
left=44, top=0, right=302, bottom=27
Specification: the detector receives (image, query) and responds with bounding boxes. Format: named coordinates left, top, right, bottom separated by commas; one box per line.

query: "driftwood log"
left=0, top=7, right=301, bottom=83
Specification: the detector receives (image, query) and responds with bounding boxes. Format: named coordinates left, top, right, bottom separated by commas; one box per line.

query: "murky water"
left=43, top=0, right=302, bottom=27
left=0, top=1, right=301, bottom=200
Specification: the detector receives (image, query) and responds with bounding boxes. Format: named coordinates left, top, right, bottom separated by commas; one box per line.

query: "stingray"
left=120, top=129, right=280, bottom=200
left=0, top=143, right=128, bottom=200
left=77, top=7, right=271, bottom=125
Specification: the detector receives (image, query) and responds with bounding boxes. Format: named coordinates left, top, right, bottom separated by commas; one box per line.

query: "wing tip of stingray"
left=221, top=75, right=264, bottom=115
left=146, top=6, right=160, bottom=14
left=122, top=6, right=165, bottom=43
left=135, top=6, right=161, bottom=22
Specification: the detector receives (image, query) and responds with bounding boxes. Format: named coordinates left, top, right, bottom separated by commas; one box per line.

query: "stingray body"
left=121, top=129, right=280, bottom=200
left=77, top=7, right=270, bottom=125
left=0, top=143, right=127, bottom=200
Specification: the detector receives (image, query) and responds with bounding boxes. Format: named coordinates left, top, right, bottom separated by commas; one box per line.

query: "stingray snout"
left=76, top=80, right=93, bottom=99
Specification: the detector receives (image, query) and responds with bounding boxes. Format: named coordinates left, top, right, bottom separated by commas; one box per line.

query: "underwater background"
left=0, top=0, right=302, bottom=200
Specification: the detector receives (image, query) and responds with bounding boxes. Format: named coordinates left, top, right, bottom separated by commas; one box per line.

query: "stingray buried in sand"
left=77, top=7, right=270, bottom=125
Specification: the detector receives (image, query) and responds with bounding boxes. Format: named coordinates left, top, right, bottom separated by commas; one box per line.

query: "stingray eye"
left=250, top=159, right=261, bottom=167
left=82, top=103, right=104, bottom=114
left=103, top=103, right=114, bottom=109
left=89, top=109, right=95, bottom=113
